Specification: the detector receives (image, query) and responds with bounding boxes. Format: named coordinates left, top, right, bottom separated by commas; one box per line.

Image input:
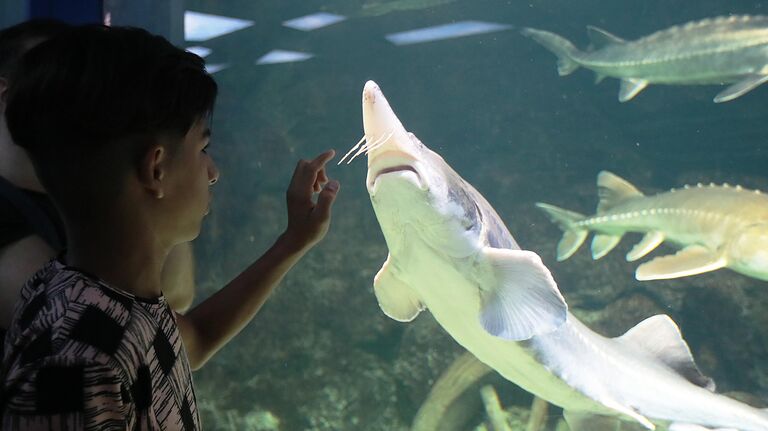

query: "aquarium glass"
left=182, top=1, right=768, bottom=429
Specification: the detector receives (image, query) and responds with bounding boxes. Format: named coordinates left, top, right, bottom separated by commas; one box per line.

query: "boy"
left=1, top=24, right=339, bottom=429
left=0, top=19, right=198, bottom=346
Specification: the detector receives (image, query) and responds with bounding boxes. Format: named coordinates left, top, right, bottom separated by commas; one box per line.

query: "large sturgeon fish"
left=522, top=15, right=768, bottom=102
left=354, top=80, right=768, bottom=430
left=537, top=171, right=768, bottom=282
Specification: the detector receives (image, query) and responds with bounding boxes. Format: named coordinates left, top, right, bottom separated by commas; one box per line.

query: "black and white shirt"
left=1, top=258, right=199, bottom=430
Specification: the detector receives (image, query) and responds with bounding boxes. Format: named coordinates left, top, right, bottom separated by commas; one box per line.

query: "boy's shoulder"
left=7, top=258, right=174, bottom=365
left=19, top=258, right=145, bottom=337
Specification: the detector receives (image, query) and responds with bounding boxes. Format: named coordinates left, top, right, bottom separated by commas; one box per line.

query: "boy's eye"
left=202, top=144, right=210, bottom=153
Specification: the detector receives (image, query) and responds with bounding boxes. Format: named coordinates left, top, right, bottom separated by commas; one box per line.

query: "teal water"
left=187, top=1, right=768, bottom=429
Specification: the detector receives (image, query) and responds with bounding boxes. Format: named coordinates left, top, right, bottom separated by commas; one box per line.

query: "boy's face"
left=161, top=118, right=219, bottom=242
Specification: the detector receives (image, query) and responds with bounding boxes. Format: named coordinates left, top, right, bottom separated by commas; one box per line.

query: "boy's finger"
left=309, top=150, right=335, bottom=170
left=314, top=168, right=329, bottom=193
left=315, top=180, right=340, bottom=220
left=291, top=150, right=335, bottom=199
left=317, top=168, right=329, bottom=185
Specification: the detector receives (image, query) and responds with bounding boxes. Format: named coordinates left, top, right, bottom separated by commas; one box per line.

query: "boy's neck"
left=65, top=206, right=168, bottom=300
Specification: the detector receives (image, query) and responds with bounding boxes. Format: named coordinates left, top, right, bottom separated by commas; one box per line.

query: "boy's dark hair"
left=0, top=19, right=71, bottom=79
left=6, top=25, right=217, bottom=219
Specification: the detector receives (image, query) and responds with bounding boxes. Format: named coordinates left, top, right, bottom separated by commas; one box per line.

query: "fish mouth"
left=367, top=149, right=425, bottom=192
left=369, top=162, right=425, bottom=192
left=376, top=165, right=419, bottom=177
left=372, top=165, right=421, bottom=186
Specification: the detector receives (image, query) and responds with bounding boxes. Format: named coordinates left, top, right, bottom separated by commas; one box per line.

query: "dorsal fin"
left=596, top=171, right=644, bottom=213
left=586, top=25, right=626, bottom=49
left=616, top=315, right=715, bottom=391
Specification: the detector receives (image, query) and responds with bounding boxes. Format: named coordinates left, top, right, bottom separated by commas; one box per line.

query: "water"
left=186, top=1, right=768, bottom=429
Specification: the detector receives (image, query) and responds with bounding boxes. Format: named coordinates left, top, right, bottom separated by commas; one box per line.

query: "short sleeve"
left=2, top=360, right=131, bottom=430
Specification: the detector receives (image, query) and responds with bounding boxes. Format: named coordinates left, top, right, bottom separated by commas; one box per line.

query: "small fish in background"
left=537, top=171, right=768, bottom=282
left=521, top=15, right=768, bottom=102
left=350, top=80, right=768, bottom=431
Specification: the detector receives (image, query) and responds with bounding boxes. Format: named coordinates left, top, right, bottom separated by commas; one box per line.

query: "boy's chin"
left=179, top=230, right=201, bottom=243
left=177, top=222, right=204, bottom=243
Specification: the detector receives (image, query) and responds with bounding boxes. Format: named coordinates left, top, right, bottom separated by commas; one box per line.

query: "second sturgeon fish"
left=537, top=171, right=768, bottom=281
left=522, top=15, right=768, bottom=102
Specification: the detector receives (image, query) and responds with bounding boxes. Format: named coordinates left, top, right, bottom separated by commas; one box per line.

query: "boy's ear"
left=139, top=145, right=167, bottom=199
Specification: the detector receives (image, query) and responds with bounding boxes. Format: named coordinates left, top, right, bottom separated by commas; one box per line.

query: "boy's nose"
left=208, top=160, right=220, bottom=185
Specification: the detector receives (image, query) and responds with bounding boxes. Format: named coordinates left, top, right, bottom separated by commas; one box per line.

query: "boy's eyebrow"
left=202, top=128, right=211, bottom=138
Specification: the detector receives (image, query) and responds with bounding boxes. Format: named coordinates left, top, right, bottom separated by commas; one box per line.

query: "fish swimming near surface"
left=349, top=80, right=768, bottom=430
left=537, top=171, right=768, bottom=282
left=522, top=15, right=768, bottom=102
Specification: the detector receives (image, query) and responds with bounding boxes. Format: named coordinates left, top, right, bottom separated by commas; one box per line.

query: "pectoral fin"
left=374, top=255, right=425, bottom=322
left=713, top=74, right=768, bottom=103
left=635, top=245, right=726, bottom=280
left=479, top=248, right=567, bottom=341
left=618, top=79, right=649, bottom=102
left=564, top=410, right=650, bottom=431
left=626, top=231, right=664, bottom=262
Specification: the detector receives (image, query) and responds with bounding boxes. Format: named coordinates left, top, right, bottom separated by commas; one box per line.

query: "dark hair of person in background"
left=0, top=19, right=71, bottom=254
left=0, top=19, right=71, bottom=80
left=0, top=18, right=72, bottom=355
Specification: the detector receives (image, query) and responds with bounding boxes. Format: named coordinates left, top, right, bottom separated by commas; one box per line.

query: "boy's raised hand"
left=283, top=150, right=340, bottom=252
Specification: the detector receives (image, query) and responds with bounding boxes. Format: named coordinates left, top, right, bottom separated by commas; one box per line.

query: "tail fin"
left=535, top=203, right=588, bottom=261
left=521, top=28, right=580, bottom=76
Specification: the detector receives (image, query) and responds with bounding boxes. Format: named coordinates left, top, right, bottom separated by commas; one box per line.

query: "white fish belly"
left=396, top=244, right=603, bottom=412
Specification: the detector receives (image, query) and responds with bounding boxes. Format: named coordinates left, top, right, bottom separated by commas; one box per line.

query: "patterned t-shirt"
left=0, top=258, right=199, bottom=430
